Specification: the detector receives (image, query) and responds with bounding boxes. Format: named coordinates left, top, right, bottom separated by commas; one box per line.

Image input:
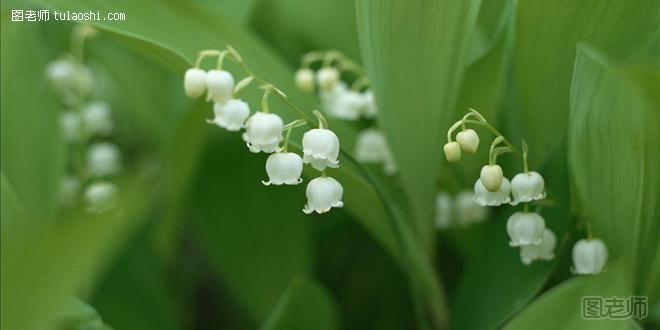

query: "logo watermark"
left=11, top=9, right=126, bottom=22
left=582, top=296, right=648, bottom=320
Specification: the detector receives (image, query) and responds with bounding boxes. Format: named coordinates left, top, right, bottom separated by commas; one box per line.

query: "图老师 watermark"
left=582, top=295, right=648, bottom=320
left=10, top=9, right=126, bottom=23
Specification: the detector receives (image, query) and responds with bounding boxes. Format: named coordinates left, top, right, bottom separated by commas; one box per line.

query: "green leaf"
left=451, top=206, right=573, bottom=329
left=505, top=259, right=638, bottom=330
left=260, top=276, right=339, bottom=330
left=356, top=0, right=482, bottom=245
left=1, top=171, right=28, bottom=232
left=1, top=15, right=65, bottom=223
left=250, top=0, right=361, bottom=62
left=510, top=0, right=660, bottom=166
left=568, top=44, right=659, bottom=285
left=1, top=180, right=151, bottom=330
left=190, top=136, right=312, bottom=324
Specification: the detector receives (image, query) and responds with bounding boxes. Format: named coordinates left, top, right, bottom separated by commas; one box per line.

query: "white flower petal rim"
left=474, top=177, right=511, bottom=206
left=510, top=171, right=547, bottom=205
left=303, top=177, right=344, bottom=214
left=262, top=152, right=304, bottom=186
left=506, top=212, right=546, bottom=247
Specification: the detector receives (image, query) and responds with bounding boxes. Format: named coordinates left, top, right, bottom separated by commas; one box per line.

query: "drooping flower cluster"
left=443, top=109, right=608, bottom=273
left=183, top=46, right=344, bottom=214
left=47, top=25, right=121, bottom=214
left=294, top=51, right=396, bottom=175
left=434, top=190, right=488, bottom=230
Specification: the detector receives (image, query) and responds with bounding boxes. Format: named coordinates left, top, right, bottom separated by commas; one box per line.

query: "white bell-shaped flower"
left=302, top=128, right=340, bottom=171
left=329, top=90, right=367, bottom=121
left=210, top=99, right=250, bottom=131
left=434, top=191, right=453, bottom=230
left=82, top=101, right=113, bottom=136
left=183, top=68, right=206, bottom=98
left=47, top=58, right=94, bottom=97
left=480, top=164, right=504, bottom=192
left=572, top=238, right=608, bottom=275
left=520, top=228, right=556, bottom=265
left=355, top=129, right=388, bottom=163
left=59, top=111, right=81, bottom=143
left=87, top=142, right=121, bottom=177
left=295, top=68, right=315, bottom=92
left=510, top=171, right=547, bottom=205
left=456, top=129, right=479, bottom=154
left=262, top=152, right=303, bottom=186
left=474, top=177, right=511, bottom=206
left=320, top=82, right=347, bottom=114
left=316, top=67, right=340, bottom=91
left=444, top=142, right=461, bottom=162
left=242, top=112, right=284, bottom=153
left=59, top=175, right=80, bottom=206
left=84, top=181, right=118, bottom=213
left=382, top=152, right=398, bottom=176
left=303, top=176, right=344, bottom=214
left=206, top=70, right=235, bottom=103
left=362, top=90, right=377, bottom=118
left=455, top=190, right=488, bottom=226
left=506, top=212, right=546, bottom=246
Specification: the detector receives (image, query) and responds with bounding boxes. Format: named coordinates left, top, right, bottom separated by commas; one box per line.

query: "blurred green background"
left=1, top=0, right=659, bottom=329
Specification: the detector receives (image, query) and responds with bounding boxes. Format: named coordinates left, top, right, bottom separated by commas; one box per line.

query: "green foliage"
left=2, top=0, right=659, bottom=329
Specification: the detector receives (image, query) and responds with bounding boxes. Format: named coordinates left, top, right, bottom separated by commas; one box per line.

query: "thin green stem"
left=522, top=140, right=530, bottom=173
left=313, top=110, right=328, bottom=129
left=524, top=203, right=530, bottom=213
left=466, top=109, right=516, bottom=151
left=224, top=48, right=315, bottom=124
left=216, top=51, right=229, bottom=70
left=447, top=120, right=464, bottom=142
left=261, top=89, right=270, bottom=113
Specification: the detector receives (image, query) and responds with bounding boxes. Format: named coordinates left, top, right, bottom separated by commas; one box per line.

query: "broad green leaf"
left=195, top=0, right=256, bottom=25
left=57, top=296, right=109, bottom=330
left=568, top=45, right=659, bottom=286
left=190, top=135, right=313, bottom=324
left=1, top=171, right=28, bottom=233
left=250, top=0, right=361, bottom=62
left=92, top=235, right=181, bottom=330
left=356, top=0, right=482, bottom=246
left=260, top=276, right=339, bottom=330
left=451, top=206, right=573, bottom=329
left=511, top=0, right=660, bottom=166
left=1, top=179, right=150, bottom=330
left=505, top=259, right=638, bottom=330
left=1, top=14, right=65, bottom=223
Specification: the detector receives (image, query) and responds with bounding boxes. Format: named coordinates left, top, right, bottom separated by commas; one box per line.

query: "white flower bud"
left=82, top=101, right=113, bottom=136
left=572, top=238, right=608, bottom=275
left=59, top=175, right=80, bottom=206
left=47, top=58, right=77, bottom=86
left=84, top=181, right=118, bottom=213
left=262, top=152, right=303, bottom=186
left=316, top=67, right=340, bottom=91
left=520, top=228, right=556, bottom=265
left=59, top=111, right=81, bottom=143
left=295, top=68, right=315, bottom=92
left=303, top=176, right=344, bottom=214
left=506, top=212, right=546, bottom=246
left=443, top=142, right=461, bottom=162
left=355, top=129, right=388, bottom=163
left=329, top=90, right=367, bottom=121
left=474, top=177, right=511, bottom=206
left=87, top=142, right=121, bottom=177
left=456, top=129, right=479, bottom=154
left=455, top=190, right=488, bottom=226
left=206, top=70, right=234, bottom=103
left=183, top=68, right=207, bottom=98
left=302, top=128, right=340, bottom=171
left=434, top=191, right=453, bottom=230
left=510, top=171, right=547, bottom=205
left=242, top=112, right=283, bottom=153
left=362, top=90, right=377, bottom=118
left=210, top=99, right=250, bottom=131
left=480, top=164, right=503, bottom=192
left=382, top=152, right=398, bottom=176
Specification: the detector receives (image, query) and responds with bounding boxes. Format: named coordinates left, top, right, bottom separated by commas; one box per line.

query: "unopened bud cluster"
left=48, top=25, right=121, bottom=214
left=294, top=51, right=396, bottom=175
left=183, top=46, right=345, bottom=214
left=442, top=109, right=607, bottom=273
